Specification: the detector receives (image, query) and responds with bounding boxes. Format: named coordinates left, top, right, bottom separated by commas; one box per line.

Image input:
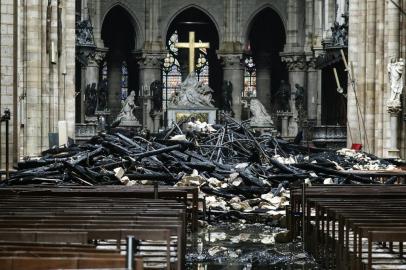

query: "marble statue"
left=116, top=91, right=138, bottom=122
left=170, top=72, right=214, bottom=107
left=387, top=58, right=405, bottom=108
left=250, top=98, right=274, bottom=127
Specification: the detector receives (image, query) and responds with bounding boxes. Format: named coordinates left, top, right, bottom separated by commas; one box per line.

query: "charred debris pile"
left=4, top=116, right=399, bottom=223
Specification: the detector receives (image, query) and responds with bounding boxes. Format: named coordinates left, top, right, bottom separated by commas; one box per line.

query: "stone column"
left=281, top=53, right=308, bottom=137
left=107, top=51, right=123, bottom=121
left=220, top=54, right=244, bottom=121
left=306, top=57, right=319, bottom=126
left=137, top=52, right=164, bottom=130
left=385, top=0, right=400, bottom=157
left=82, top=50, right=106, bottom=122
left=387, top=107, right=401, bottom=158
left=255, top=53, right=272, bottom=113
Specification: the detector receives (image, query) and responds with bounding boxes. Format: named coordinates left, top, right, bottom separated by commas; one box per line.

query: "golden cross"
left=175, top=31, right=210, bottom=74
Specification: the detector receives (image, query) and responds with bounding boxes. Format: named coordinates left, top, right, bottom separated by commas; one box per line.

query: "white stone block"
left=58, top=120, right=68, bottom=146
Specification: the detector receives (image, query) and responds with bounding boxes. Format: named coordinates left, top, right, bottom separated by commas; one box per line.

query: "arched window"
left=244, top=56, right=257, bottom=97
left=101, top=61, right=108, bottom=81
left=162, top=31, right=182, bottom=109
left=196, top=49, right=209, bottom=85
left=121, top=61, right=128, bottom=100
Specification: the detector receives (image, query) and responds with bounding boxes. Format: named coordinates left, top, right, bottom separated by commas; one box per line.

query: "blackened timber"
left=239, top=170, right=265, bottom=187
left=268, top=158, right=298, bottom=174
left=101, top=141, right=131, bottom=156
left=125, top=172, right=176, bottom=182
left=292, top=163, right=374, bottom=183
left=135, top=144, right=185, bottom=160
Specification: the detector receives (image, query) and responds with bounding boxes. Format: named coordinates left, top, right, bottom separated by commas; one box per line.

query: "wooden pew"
left=0, top=189, right=187, bottom=270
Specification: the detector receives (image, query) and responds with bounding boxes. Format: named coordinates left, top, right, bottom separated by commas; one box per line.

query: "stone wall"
left=0, top=0, right=76, bottom=170
left=0, top=0, right=16, bottom=169
left=348, top=0, right=405, bottom=158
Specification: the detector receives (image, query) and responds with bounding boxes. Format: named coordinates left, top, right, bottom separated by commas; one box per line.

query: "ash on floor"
left=186, top=223, right=321, bottom=269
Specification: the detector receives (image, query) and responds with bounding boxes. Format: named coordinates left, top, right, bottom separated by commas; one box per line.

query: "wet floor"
left=186, top=223, right=321, bottom=270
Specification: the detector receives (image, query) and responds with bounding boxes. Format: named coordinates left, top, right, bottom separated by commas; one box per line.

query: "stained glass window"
left=244, top=56, right=257, bottom=97
left=101, top=61, right=108, bottom=81
left=162, top=31, right=182, bottom=110
left=121, top=61, right=128, bottom=100
left=196, top=49, right=209, bottom=85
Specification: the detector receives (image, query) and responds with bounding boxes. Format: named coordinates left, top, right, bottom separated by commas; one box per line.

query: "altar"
left=167, top=106, right=217, bottom=125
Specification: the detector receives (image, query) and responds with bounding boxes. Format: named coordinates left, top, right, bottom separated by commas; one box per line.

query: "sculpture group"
left=170, top=72, right=215, bottom=108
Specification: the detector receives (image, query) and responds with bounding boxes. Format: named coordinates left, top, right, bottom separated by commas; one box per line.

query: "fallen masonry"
left=4, top=117, right=404, bottom=223
left=1, top=116, right=406, bottom=268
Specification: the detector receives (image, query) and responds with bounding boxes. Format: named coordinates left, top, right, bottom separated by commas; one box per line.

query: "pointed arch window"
left=101, top=61, right=108, bottom=81
left=244, top=56, right=256, bottom=97
left=121, top=61, right=128, bottom=100
left=196, top=48, right=209, bottom=85
left=162, top=31, right=182, bottom=109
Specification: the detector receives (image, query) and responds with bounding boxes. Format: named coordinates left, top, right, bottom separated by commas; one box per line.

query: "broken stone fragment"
left=229, top=197, right=241, bottom=204
left=323, top=178, right=334, bottom=184
left=207, top=177, right=221, bottom=187
left=231, top=177, right=243, bottom=187
left=113, top=167, right=125, bottom=180
left=235, top=163, right=249, bottom=169
left=208, top=246, right=227, bottom=256
left=260, top=192, right=274, bottom=203
left=230, top=201, right=252, bottom=211
left=260, top=234, right=275, bottom=245
left=206, top=232, right=227, bottom=242
left=230, top=233, right=251, bottom=243
left=274, top=230, right=291, bottom=243
left=120, top=176, right=129, bottom=185
left=170, top=134, right=187, bottom=141
left=229, top=172, right=239, bottom=181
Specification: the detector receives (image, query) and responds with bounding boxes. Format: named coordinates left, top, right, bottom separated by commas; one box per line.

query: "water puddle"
left=186, top=223, right=321, bottom=269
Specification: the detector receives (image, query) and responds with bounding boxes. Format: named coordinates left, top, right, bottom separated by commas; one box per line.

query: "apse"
left=101, top=6, right=138, bottom=121
left=165, top=7, right=222, bottom=106
left=247, top=8, right=287, bottom=115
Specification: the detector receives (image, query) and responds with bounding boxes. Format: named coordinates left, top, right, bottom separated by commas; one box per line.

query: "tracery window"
left=101, top=61, right=108, bottom=81
left=196, top=49, right=209, bottom=85
left=162, top=31, right=182, bottom=109
left=244, top=56, right=257, bottom=97
left=121, top=61, right=128, bottom=100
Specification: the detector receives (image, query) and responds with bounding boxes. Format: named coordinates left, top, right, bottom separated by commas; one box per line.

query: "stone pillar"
left=220, top=54, right=244, bottom=121
left=107, top=51, right=123, bottom=121
left=277, top=111, right=293, bottom=138
left=82, top=50, right=106, bottom=122
left=387, top=107, right=401, bottom=158
left=385, top=0, right=400, bottom=157
left=281, top=53, right=308, bottom=137
left=137, top=52, right=164, bottom=130
left=306, top=57, right=318, bottom=126
left=255, top=53, right=272, bottom=113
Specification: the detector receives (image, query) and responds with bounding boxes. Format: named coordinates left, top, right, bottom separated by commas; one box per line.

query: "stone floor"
left=186, top=223, right=321, bottom=269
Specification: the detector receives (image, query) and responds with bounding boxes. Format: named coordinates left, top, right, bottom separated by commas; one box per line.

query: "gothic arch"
left=244, top=4, right=287, bottom=48
left=162, top=4, right=221, bottom=48
left=101, top=2, right=143, bottom=49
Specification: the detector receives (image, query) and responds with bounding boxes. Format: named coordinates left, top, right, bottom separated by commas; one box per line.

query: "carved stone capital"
left=87, top=49, right=107, bottom=66
left=136, top=51, right=165, bottom=69
left=280, top=52, right=307, bottom=71
left=219, top=54, right=244, bottom=69
left=306, top=57, right=317, bottom=70
left=387, top=103, right=402, bottom=115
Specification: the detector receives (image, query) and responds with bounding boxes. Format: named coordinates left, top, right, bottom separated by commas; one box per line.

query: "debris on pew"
left=3, top=115, right=401, bottom=225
